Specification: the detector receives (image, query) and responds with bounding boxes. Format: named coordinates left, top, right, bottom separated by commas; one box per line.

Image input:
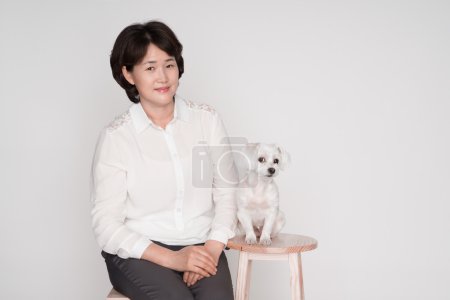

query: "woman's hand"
left=142, top=243, right=217, bottom=277
left=183, top=271, right=204, bottom=287
left=168, top=245, right=217, bottom=277
left=183, top=241, right=225, bottom=287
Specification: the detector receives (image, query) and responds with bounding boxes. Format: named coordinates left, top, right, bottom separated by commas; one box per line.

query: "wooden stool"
left=227, top=233, right=318, bottom=300
left=106, top=288, right=129, bottom=299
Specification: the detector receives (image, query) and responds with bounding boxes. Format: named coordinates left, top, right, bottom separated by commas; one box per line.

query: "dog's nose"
left=268, top=168, right=276, bottom=174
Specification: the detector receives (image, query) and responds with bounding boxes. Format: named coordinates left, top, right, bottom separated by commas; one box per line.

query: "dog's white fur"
left=236, top=143, right=290, bottom=245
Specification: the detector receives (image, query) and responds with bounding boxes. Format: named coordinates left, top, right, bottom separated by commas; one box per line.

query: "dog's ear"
left=277, top=145, right=291, bottom=170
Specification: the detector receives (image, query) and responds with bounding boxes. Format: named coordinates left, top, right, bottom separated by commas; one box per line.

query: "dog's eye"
left=258, top=157, right=265, bottom=163
left=274, top=159, right=279, bottom=164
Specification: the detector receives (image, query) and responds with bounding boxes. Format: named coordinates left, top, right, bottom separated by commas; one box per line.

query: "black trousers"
left=102, top=242, right=234, bottom=300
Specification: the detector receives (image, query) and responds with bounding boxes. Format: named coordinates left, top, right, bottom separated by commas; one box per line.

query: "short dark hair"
left=110, top=21, right=184, bottom=103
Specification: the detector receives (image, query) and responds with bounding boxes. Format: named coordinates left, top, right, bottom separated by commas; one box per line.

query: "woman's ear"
left=122, top=66, right=135, bottom=85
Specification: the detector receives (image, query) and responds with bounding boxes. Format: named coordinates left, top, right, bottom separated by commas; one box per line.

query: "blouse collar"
left=129, top=94, right=190, bottom=133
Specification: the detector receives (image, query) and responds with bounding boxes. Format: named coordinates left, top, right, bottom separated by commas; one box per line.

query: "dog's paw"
left=259, top=234, right=272, bottom=246
left=245, top=233, right=257, bottom=245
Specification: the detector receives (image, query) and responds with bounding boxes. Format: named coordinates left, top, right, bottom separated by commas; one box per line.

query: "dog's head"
left=245, top=143, right=291, bottom=179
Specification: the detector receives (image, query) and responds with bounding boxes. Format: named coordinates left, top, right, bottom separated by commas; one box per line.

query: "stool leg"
left=235, top=251, right=252, bottom=300
left=288, top=253, right=304, bottom=300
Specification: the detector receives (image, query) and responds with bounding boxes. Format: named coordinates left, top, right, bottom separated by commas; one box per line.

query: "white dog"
left=236, top=143, right=290, bottom=245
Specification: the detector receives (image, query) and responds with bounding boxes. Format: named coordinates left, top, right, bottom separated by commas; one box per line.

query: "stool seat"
left=106, top=288, right=129, bottom=299
left=227, top=233, right=318, bottom=300
left=227, top=233, right=317, bottom=254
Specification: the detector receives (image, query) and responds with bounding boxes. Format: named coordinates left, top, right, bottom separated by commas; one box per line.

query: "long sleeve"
left=90, top=129, right=151, bottom=259
left=207, top=112, right=238, bottom=244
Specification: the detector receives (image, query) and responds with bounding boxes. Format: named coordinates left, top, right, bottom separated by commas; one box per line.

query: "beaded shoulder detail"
left=183, top=99, right=217, bottom=114
left=106, top=111, right=131, bottom=132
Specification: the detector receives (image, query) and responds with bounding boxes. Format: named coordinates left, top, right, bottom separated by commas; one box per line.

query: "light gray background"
left=1, top=0, right=449, bottom=299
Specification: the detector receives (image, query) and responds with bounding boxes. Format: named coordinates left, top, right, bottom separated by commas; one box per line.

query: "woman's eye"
left=166, top=64, right=176, bottom=69
left=258, top=157, right=265, bottom=163
left=273, top=159, right=279, bottom=164
left=146, top=66, right=155, bottom=71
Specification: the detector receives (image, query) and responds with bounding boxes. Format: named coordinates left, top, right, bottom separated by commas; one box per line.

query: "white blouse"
left=90, top=95, right=238, bottom=259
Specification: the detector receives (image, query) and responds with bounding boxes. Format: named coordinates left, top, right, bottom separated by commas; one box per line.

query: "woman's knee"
left=194, top=286, right=234, bottom=300
left=159, top=287, right=194, bottom=300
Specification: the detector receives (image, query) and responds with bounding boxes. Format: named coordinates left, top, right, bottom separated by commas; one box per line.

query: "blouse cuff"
left=208, top=229, right=234, bottom=246
left=130, top=238, right=153, bottom=259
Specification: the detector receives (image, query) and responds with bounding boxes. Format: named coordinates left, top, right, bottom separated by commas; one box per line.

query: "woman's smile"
left=155, top=87, right=170, bottom=93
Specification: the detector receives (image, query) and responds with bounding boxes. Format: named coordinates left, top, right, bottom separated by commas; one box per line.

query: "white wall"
left=1, top=0, right=449, bottom=299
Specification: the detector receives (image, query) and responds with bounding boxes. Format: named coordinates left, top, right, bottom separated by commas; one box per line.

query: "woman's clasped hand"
left=171, top=245, right=217, bottom=277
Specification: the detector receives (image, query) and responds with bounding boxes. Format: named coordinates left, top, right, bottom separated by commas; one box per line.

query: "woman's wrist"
left=141, top=243, right=174, bottom=269
left=205, top=240, right=225, bottom=263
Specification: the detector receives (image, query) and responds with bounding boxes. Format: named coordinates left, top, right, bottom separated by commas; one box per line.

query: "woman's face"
left=122, top=43, right=179, bottom=109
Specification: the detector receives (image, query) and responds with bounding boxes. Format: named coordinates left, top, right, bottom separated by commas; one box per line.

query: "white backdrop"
left=1, top=0, right=449, bottom=299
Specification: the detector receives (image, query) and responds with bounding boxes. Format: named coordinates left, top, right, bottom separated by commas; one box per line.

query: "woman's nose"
left=157, top=68, right=168, bottom=82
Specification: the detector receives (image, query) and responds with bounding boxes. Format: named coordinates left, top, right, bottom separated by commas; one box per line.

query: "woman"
left=90, top=20, right=238, bottom=300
